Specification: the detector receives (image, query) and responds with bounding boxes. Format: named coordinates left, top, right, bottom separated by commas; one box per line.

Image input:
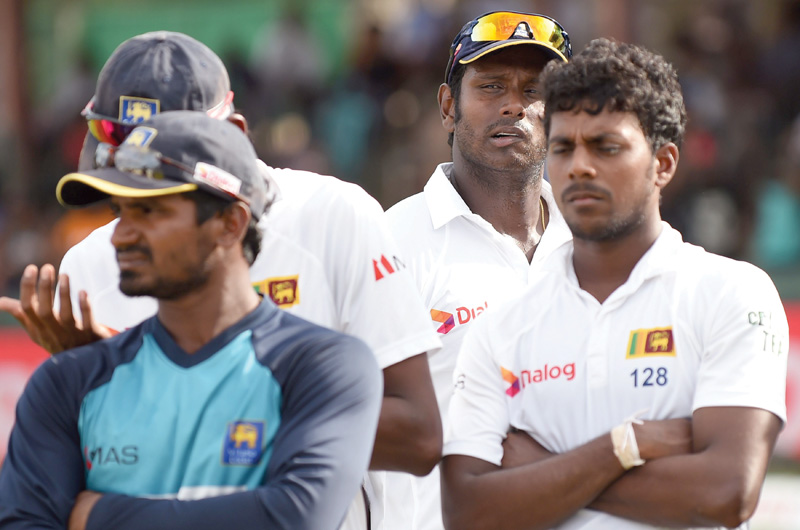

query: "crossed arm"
left=442, top=407, right=781, bottom=530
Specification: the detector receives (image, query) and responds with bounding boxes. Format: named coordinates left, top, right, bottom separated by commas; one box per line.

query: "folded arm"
left=589, top=406, right=781, bottom=527
left=500, top=407, right=781, bottom=528
left=441, top=418, right=688, bottom=530
left=370, top=352, right=442, bottom=475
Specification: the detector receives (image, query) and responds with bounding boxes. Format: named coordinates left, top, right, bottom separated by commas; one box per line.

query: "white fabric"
left=56, top=164, right=442, bottom=530
left=384, top=163, right=572, bottom=530
left=444, top=223, right=789, bottom=529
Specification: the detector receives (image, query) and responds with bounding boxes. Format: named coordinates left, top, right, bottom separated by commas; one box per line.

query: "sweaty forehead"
left=467, top=46, right=551, bottom=77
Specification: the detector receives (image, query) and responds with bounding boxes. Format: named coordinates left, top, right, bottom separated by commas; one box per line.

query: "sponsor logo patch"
left=501, top=366, right=521, bottom=397
left=431, top=309, right=455, bottom=334
left=222, top=420, right=265, bottom=466
left=430, top=302, right=488, bottom=334
left=252, top=276, right=300, bottom=308
left=626, top=327, right=675, bottom=359
left=501, top=362, right=577, bottom=397
left=83, top=445, right=139, bottom=470
left=194, top=162, right=242, bottom=198
left=119, top=96, right=160, bottom=124
left=373, top=255, right=405, bottom=281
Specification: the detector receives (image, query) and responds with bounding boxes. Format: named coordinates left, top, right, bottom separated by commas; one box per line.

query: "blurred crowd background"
left=1, top=0, right=800, bottom=300
left=1, top=1, right=800, bottom=525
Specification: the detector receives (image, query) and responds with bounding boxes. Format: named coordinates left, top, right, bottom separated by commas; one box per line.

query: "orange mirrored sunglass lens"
left=471, top=13, right=565, bottom=52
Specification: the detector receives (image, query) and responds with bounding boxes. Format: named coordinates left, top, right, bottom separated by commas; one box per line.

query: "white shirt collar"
left=423, top=163, right=472, bottom=230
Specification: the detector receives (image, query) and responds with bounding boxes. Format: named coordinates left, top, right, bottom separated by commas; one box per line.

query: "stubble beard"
left=454, top=112, right=546, bottom=192
left=568, top=207, right=648, bottom=243
left=117, top=236, right=216, bottom=301
left=119, top=269, right=211, bottom=300
left=566, top=167, right=655, bottom=243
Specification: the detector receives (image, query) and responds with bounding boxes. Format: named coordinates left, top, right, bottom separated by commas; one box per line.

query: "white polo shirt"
left=57, top=164, right=442, bottom=530
left=384, top=162, right=572, bottom=530
left=444, top=223, right=789, bottom=529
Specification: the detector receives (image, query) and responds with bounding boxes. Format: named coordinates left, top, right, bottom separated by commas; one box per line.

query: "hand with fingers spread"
left=0, top=263, right=114, bottom=354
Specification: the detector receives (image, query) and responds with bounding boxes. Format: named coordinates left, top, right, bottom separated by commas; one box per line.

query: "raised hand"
left=0, top=264, right=113, bottom=354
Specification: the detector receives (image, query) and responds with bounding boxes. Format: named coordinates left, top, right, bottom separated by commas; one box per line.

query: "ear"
left=438, top=83, right=455, bottom=134
left=227, top=113, right=249, bottom=134
left=215, top=202, right=251, bottom=250
left=653, top=142, right=679, bottom=190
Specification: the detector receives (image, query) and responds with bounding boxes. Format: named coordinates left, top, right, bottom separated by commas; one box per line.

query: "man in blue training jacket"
left=0, top=111, right=382, bottom=530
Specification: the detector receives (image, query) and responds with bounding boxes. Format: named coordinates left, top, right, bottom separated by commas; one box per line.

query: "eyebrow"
left=549, top=132, right=626, bottom=145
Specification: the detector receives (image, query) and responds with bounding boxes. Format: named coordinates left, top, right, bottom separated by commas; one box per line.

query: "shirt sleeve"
left=442, top=317, right=510, bottom=466
left=0, top=358, right=86, bottom=529
left=54, top=220, right=119, bottom=316
left=692, top=264, right=789, bottom=421
left=85, top=334, right=383, bottom=530
left=330, top=189, right=441, bottom=369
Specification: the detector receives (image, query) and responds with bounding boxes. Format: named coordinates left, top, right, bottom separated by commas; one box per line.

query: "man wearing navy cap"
left=0, top=31, right=442, bottom=530
left=0, top=112, right=383, bottom=530
left=385, top=11, right=574, bottom=529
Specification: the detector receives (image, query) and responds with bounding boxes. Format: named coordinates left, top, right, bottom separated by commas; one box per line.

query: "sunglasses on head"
left=82, top=91, right=235, bottom=146
left=445, top=12, right=572, bottom=84
left=95, top=141, right=249, bottom=206
left=95, top=142, right=195, bottom=181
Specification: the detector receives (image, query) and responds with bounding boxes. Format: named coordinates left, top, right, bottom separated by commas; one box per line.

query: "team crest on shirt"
left=252, top=275, right=300, bottom=308
left=222, top=420, right=265, bottom=466
left=119, top=96, right=160, bottom=124
left=626, top=327, right=676, bottom=359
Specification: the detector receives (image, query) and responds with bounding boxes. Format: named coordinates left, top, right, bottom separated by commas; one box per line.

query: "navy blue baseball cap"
left=82, top=31, right=234, bottom=146
left=445, top=11, right=572, bottom=85
left=57, top=111, right=270, bottom=220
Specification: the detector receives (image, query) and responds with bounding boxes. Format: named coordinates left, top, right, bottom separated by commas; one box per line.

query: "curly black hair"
left=541, top=38, right=687, bottom=151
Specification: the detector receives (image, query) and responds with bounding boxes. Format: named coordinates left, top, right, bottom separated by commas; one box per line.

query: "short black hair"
left=184, top=190, right=262, bottom=266
left=541, top=38, right=687, bottom=151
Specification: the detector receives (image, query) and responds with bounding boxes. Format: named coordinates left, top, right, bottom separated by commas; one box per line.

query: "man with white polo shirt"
left=385, top=11, right=573, bottom=529
left=440, top=38, right=789, bottom=529
left=0, top=31, right=442, bottom=530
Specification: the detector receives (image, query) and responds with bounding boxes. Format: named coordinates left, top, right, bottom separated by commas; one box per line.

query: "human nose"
left=110, top=214, right=140, bottom=248
left=500, top=89, right=528, bottom=119
left=568, top=146, right=597, bottom=180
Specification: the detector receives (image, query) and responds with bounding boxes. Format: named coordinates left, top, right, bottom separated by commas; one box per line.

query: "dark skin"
left=2, top=125, right=441, bottom=475
left=441, top=107, right=784, bottom=529
left=501, top=408, right=781, bottom=527
left=442, top=419, right=692, bottom=530
left=547, top=110, right=673, bottom=302
left=69, top=193, right=259, bottom=530
left=439, top=46, right=551, bottom=262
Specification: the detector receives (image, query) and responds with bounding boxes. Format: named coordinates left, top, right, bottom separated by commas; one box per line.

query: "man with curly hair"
left=440, top=38, right=788, bottom=529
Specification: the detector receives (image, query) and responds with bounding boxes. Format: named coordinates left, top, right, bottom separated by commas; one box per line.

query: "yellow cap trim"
left=459, top=40, right=568, bottom=66
left=56, top=173, right=198, bottom=207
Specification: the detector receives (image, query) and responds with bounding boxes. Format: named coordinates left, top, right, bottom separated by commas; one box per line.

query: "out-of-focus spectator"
left=751, top=114, right=800, bottom=269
